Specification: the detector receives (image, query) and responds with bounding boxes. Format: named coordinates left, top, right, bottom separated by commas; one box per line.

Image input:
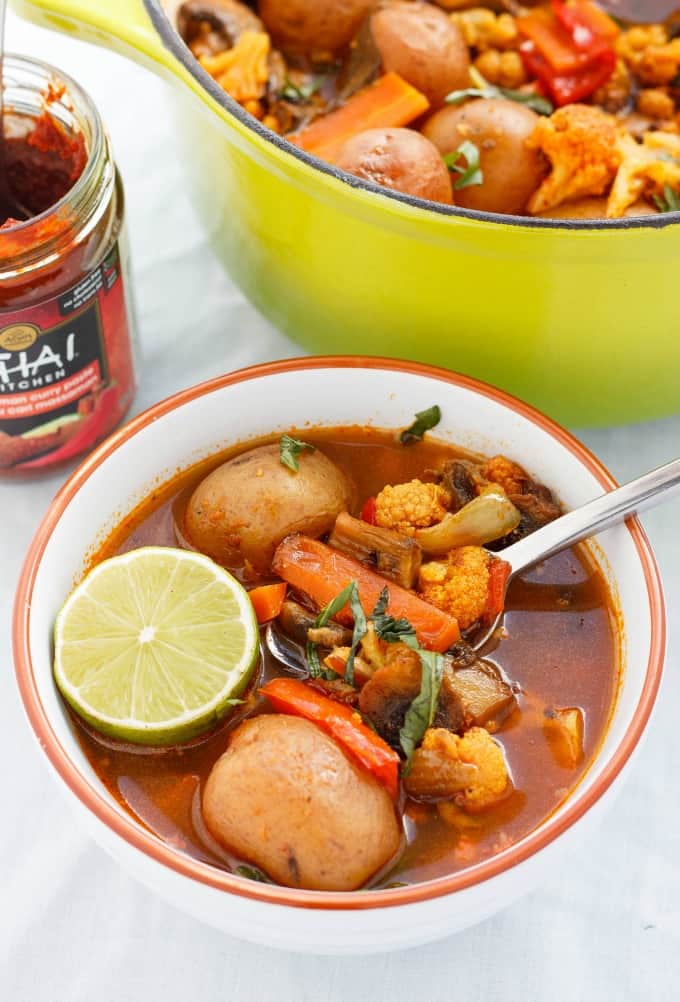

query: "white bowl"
left=13, top=357, right=665, bottom=954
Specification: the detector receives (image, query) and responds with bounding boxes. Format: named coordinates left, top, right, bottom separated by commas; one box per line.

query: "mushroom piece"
left=184, top=442, right=355, bottom=574
left=177, top=0, right=264, bottom=56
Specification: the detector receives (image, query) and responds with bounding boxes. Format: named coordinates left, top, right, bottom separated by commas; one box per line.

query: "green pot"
left=15, top=0, right=680, bottom=425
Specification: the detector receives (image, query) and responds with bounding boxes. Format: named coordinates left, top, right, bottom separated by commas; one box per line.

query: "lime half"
left=54, top=546, right=259, bottom=745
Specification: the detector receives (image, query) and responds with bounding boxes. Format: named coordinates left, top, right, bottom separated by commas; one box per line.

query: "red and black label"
left=0, top=242, right=136, bottom=470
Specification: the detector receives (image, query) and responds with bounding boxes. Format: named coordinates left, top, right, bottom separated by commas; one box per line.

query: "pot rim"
left=145, top=0, right=680, bottom=233
left=12, top=355, right=666, bottom=911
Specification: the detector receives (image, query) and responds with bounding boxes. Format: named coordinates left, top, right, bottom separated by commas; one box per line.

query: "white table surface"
left=2, top=10, right=679, bottom=1000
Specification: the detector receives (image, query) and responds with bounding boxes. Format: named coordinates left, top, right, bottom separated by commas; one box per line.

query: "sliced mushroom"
left=328, top=511, right=422, bottom=589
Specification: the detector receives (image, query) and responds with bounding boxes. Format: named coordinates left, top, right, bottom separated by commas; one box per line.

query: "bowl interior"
left=19, top=360, right=659, bottom=901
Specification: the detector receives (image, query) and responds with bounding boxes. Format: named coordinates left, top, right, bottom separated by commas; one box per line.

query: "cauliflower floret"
left=480, top=455, right=528, bottom=497
left=199, top=31, right=270, bottom=105
left=526, top=105, right=622, bottom=216
left=420, top=727, right=509, bottom=810
left=608, top=131, right=680, bottom=217
left=418, top=546, right=490, bottom=630
left=617, top=25, right=680, bottom=86
left=375, top=479, right=450, bottom=536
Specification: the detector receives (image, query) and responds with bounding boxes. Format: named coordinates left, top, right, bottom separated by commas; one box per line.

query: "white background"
left=1, top=8, right=679, bottom=1000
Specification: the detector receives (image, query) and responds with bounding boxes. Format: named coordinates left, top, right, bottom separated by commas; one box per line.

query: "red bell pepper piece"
left=260, top=678, right=401, bottom=799
left=521, top=42, right=616, bottom=106
left=360, top=496, right=377, bottom=524
left=518, top=7, right=593, bottom=73
left=552, top=1, right=619, bottom=48
left=485, top=558, right=511, bottom=624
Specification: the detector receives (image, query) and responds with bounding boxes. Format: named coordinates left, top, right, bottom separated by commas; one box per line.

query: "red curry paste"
left=0, top=59, right=137, bottom=474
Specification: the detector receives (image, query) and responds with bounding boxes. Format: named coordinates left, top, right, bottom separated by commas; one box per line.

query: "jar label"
left=0, top=242, right=136, bottom=470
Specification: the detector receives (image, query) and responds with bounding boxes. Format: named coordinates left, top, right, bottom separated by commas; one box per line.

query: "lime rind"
left=53, top=546, right=259, bottom=745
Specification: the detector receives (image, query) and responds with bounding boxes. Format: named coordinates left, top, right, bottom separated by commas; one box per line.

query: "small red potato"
left=370, top=1, right=471, bottom=106
left=258, top=0, right=376, bottom=57
left=185, top=443, right=354, bottom=573
left=422, top=98, right=547, bottom=215
left=336, top=127, right=453, bottom=203
left=202, top=714, right=403, bottom=890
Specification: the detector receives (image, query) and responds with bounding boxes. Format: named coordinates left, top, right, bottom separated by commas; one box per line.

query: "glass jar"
left=0, top=55, right=138, bottom=474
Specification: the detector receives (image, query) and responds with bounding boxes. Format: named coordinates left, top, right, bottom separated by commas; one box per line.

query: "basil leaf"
left=445, top=84, right=553, bottom=116
left=280, top=75, right=325, bottom=102
left=653, top=184, right=680, bottom=213
left=444, top=141, right=484, bottom=191
left=279, top=434, right=315, bottom=473
left=371, top=589, right=417, bottom=645
left=399, top=650, right=444, bottom=769
left=344, top=585, right=368, bottom=687
left=399, top=404, right=442, bottom=445
left=234, top=864, right=273, bottom=883
left=306, top=581, right=356, bottom=679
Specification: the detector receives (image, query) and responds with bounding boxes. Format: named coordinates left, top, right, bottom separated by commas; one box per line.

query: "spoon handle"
left=504, top=457, right=680, bottom=577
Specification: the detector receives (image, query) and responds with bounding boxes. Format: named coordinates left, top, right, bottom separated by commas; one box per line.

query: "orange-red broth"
left=74, top=428, right=619, bottom=887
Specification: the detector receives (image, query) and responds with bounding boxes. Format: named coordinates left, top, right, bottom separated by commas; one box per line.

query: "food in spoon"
left=56, top=420, right=619, bottom=891
left=176, top=0, right=680, bottom=218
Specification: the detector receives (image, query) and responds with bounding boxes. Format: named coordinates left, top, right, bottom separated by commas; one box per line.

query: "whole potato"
left=336, top=127, right=453, bottom=203
left=535, top=196, right=659, bottom=219
left=185, top=443, right=354, bottom=573
left=422, top=98, right=547, bottom=215
left=258, top=0, right=376, bottom=57
left=203, top=714, right=403, bottom=890
left=370, top=1, right=470, bottom=106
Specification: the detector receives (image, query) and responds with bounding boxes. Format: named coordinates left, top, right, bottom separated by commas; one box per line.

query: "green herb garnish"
left=399, top=404, right=442, bottom=445
left=653, top=184, right=680, bottom=213
left=234, top=864, right=273, bottom=883
left=443, top=141, right=484, bottom=191
left=344, top=584, right=367, bottom=687
left=371, top=587, right=417, bottom=644
left=306, top=581, right=357, bottom=679
left=280, top=76, right=325, bottom=102
left=398, top=649, right=444, bottom=770
left=445, top=84, right=554, bottom=117
left=279, top=434, right=315, bottom=473
left=369, top=591, right=444, bottom=769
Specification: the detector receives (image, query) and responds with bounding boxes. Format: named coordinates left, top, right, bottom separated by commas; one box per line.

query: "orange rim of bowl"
left=12, top=356, right=666, bottom=911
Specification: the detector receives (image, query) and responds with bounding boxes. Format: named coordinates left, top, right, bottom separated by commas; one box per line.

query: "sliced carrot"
left=260, top=678, right=400, bottom=799
left=272, top=535, right=460, bottom=652
left=289, top=71, right=430, bottom=163
left=248, top=582, right=287, bottom=623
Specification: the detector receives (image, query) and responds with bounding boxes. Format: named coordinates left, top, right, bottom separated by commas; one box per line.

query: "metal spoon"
left=0, top=0, right=29, bottom=224
left=266, top=457, right=680, bottom=673
left=472, top=456, right=680, bottom=651
left=264, top=623, right=308, bottom=677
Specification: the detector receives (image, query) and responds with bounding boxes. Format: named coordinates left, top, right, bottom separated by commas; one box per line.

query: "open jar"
left=0, top=55, right=138, bottom=474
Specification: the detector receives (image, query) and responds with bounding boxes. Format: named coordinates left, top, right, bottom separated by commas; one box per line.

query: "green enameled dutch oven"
left=14, top=0, right=680, bottom=424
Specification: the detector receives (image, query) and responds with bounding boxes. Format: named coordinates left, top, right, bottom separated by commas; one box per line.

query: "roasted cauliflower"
left=480, top=455, right=528, bottom=497
left=608, top=131, right=680, bottom=217
left=617, top=25, right=680, bottom=87
left=406, top=726, right=509, bottom=810
left=375, top=479, right=450, bottom=536
left=526, top=105, right=622, bottom=216
left=418, top=545, right=489, bottom=630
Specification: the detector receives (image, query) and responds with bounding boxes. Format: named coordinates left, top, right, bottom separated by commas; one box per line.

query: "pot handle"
left=11, top=0, right=191, bottom=85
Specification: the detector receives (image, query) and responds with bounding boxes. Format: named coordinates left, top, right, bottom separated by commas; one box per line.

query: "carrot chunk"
left=289, top=72, right=430, bottom=163
left=248, top=582, right=287, bottom=623
left=272, top=535, right=460, bottom=652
